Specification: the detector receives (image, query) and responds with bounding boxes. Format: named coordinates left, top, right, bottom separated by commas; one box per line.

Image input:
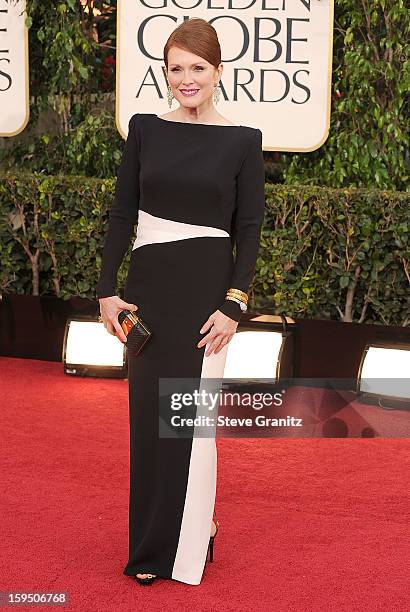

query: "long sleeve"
left=218, top=129, right=266, bottom=322
left=96, top=114, right=140, bottom=299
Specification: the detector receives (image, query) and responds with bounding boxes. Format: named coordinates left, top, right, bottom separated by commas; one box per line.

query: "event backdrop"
left=116, top=0, right=334, bottom=151
left=0, top=0, right=335, bottom=151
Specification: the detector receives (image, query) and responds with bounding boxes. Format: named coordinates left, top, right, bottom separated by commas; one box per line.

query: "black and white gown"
left=96, top=113, right=265, bottom=585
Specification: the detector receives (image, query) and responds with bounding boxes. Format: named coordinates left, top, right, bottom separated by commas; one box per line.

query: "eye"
left=170, top=66, right=204, bottom=72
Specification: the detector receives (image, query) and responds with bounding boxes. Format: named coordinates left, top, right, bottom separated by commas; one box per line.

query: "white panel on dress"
left=171, top=343, right=228, bottom=585
left=132, top=209, right=230, bottom=250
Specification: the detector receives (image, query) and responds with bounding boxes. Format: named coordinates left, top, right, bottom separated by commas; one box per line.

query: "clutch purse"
left=117, top=309, right=152, bottom=357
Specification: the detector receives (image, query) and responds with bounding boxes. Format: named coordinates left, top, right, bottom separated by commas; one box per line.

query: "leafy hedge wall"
left=257, top=184, right=409, bottom=325
left=283, top=0, right=409, bottom=190
left=1, top=174, right=408, bottom=326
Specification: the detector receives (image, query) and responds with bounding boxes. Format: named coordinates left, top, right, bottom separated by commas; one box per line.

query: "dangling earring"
left=213, top=83, right=221, bottom=105
left=167, top=84, right=174, bottom=108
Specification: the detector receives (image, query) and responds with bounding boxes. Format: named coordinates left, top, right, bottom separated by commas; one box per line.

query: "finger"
left=197, top=331, right=218, bottom=349
left=205, top=335, right=224, bottom=357
left=105, top=322, right=116, bottom=336
left=123, top=302, right=138, bottom=312
left=113, top=320, right=127, bottom=343
left=214, top=336, right=230, bottom=354
left=199, top=317, right=213, bottom=334
left=215, top=332, right=235, bottom=354
left=205, top=334, right=224, bottom=356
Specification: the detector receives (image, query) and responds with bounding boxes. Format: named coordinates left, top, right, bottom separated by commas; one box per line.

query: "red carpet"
left=0, top=356, right=408, bottom=611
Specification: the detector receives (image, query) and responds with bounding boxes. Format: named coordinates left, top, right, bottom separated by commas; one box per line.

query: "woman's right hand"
left=98, top=296, right=138, bottom=343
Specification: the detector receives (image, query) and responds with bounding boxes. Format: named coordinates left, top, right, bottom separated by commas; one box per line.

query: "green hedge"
left=1, top=173, right=409, bottom=326
left=258, top=185, right=409, bottom=325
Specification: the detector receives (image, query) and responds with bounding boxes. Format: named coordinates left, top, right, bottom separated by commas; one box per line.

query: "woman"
left=96, top=18, right=265, bottom=586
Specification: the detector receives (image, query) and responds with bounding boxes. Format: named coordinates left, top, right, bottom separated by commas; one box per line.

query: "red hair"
left=163, top=18, right=221, bottom=69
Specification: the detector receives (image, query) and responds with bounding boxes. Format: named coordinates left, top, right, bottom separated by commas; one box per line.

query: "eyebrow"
left=169, top=62, right=207, bottom=67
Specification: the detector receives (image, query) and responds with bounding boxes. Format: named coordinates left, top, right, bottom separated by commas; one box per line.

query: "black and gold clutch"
left=118, top=309, right=152, bottom=357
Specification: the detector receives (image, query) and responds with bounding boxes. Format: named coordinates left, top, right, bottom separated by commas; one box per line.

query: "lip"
left=180, top=89, right=200, bottom=95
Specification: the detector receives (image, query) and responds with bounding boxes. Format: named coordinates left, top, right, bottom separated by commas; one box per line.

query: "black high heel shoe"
left=134, top=573, right=157, bottom=585
left=207, top=516, right=219, bottom=563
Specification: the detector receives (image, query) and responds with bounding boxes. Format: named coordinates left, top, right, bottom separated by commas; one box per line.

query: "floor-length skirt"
left=122, top=211, right=234, bottom=585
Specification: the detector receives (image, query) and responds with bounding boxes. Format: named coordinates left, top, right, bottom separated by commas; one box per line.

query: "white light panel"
left=223, top=331, right=283, bottom=380
left=359, top=346, right=410, bottom=399
left=65, top=320, right=125, bottom=367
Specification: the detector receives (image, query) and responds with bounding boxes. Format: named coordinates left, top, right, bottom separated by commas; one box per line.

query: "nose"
left=181, top=71, right=196, bottom=86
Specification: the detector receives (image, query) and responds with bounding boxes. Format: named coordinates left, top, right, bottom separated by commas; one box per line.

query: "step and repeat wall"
left=1, top=0, right=334, bottom=152
left=116, top=0, right=334, bottom=151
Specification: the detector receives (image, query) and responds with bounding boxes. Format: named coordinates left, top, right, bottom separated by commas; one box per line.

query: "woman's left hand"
left=197, top=310, right=238, bottom=356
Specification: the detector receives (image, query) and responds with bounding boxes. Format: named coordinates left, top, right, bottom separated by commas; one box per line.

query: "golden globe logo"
left=116, top=0, right=334, bottom=151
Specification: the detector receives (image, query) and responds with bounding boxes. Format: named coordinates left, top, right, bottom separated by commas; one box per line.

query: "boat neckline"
left=155, top=114, right=242, bottom=128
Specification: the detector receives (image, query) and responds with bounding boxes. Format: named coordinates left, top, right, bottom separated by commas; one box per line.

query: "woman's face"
left=166, top=46, right=222, bottom=109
